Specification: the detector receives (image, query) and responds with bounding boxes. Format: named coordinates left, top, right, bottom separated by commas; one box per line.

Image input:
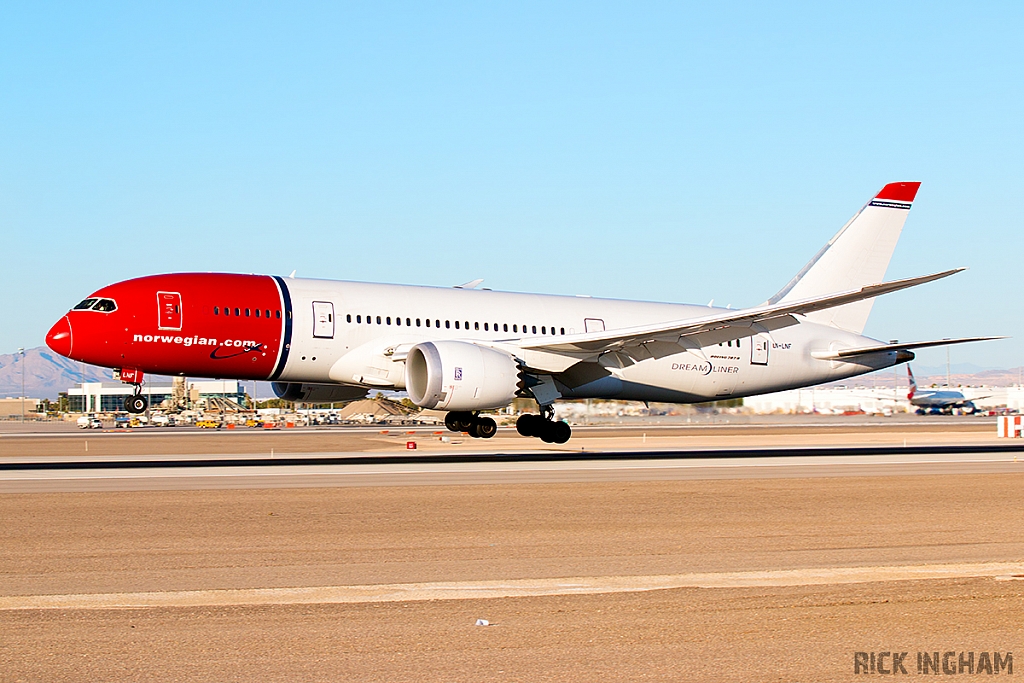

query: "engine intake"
left=406, top=341, right=519, bottom=411
left=272, top=382, right=369, bottom=403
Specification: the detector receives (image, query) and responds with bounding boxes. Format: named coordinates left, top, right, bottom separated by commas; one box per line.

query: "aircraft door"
left=157, top=292, right=182, bottom=330
left=751, top=335, right=769, bottom=365
left=584, top=318, right=605, bottom=333
left=312, top=301, right=335, bottom=339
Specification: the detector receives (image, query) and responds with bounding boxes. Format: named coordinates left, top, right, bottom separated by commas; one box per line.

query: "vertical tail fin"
left=768, top=182, right=921, bottom=333
left=907, top=366, right=918, bottom=400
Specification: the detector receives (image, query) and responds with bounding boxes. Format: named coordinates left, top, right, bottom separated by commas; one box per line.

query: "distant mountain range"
left=2, top=346, right=1020, bottom=400
left=0, top=347, right=114, bottom=399
left=0, top=346, right=275, bottom=399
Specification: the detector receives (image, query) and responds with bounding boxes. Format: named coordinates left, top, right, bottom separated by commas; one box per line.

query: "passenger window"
left=484, top=323, right=489, bottom=331
left=445, top=321, right=450, bottom=329
left=214, top=307, right=219, bottom=315
left=235, top=308, right=240, bottom=316
left=561, top=327, right=565, bottom=335
left=266, top=310, right=271, bottom=318
left=276, top=310, right=281, bottom=319
left=396, top=317, right=401, bottom=326
left=425, top=319, right=431, bottom=327
left=532, top=325, right=537, bottom=334
left=455, top=321, right=460, bottom=329
left=406, top=318, right=411, bottom=326
left=513, top=324, right=518, bottom=333
left=346, top=314, right=352, bottom=323
left=255, top=309, right=260, bottom=318
left=376, top=316, right=381, bottom=324
left=416, top=318, right=421, bottom=327
left=356, top=315, right=361, bottom=323
left=245, top=309, right=251, bottom=317
left=541, top=326, right=546, bottom=334
left=504, top=324, right=508, bottom=332
left=436, top=320, right=440, bottom=328
left=73, top=298, right=98, bottom=311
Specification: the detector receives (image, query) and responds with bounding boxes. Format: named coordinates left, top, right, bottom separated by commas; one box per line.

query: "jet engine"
left=405, top=341, right=520, bottom=411
left=271, top=382, right=369, bottom=403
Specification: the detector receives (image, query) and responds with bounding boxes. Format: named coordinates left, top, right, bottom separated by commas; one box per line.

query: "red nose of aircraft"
left=46, top=316, right=73, bottom=358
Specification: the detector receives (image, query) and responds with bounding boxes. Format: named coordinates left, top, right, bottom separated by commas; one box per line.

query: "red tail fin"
left=907, top=366, right=917, bottom=400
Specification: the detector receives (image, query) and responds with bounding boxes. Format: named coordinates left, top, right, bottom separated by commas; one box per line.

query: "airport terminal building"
left=67, top=381, right=247, bottom=413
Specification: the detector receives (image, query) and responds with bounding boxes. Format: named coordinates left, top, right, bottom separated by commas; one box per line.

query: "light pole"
left=17, top=348, right=25, bottom=422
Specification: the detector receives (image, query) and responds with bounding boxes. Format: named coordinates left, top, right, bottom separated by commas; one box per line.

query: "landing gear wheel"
left=469, top=417, right=497, bottom=439
left=549, top=420, right=571, bottom=444
left=124, top=394, right=148, bottom=414
left=518, top=412, right=571, bottom=443
left=516, top=414, right=541, bottom=437
left=445, top=411, right=475, bottom=433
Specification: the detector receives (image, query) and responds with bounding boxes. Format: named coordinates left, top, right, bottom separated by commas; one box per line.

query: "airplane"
left=45, top=181, right=1002, bottom=443
left=906, top=366, right=985, bottom=415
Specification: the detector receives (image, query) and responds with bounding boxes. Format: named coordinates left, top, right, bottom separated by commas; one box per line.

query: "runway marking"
left=2, top=562, right=1021, bottom=610
left=2, top=455, right=1019, bottom=482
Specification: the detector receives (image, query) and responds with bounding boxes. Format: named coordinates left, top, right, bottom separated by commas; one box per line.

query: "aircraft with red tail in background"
left=46, top=182, right=1002, bottom=443
left=906, top=366, right=989, bottom=415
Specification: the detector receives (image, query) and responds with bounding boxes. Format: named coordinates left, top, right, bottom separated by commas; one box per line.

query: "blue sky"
left=2, top=2, right=1021, bottom=369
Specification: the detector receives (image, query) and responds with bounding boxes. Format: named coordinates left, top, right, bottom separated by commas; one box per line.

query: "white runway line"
left=3, top=562, right=1022, bottom=610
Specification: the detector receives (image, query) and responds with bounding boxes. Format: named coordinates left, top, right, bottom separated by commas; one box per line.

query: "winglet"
left=875, top=182, right=921, bottom=203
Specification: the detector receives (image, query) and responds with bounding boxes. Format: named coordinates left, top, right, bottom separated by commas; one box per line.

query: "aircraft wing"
left=516, top=268, right=964, bottom=361
left=811, top=335, right=1007, bottom=361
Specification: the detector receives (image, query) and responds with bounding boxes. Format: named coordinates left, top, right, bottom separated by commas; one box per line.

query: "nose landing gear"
left=116, top=368, right=148, bottom=414
left=124, top=391, right=148, bottom=414
left=515, top=405, right=571, bottom=444
left=444, top=411, right=498, bottom=439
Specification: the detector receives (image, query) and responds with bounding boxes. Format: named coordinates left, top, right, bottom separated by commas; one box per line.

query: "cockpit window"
left=73, top=297, right=117, bottom=312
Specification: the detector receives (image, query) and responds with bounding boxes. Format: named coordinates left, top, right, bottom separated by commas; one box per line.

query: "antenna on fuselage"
left=288, top=270, right=296, bottom=278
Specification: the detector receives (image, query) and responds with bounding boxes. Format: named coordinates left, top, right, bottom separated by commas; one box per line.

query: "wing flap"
left=518, top=268, right=964, bottom=358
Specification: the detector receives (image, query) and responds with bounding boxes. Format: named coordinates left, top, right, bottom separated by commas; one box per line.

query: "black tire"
left=445, top=411, right=474, bottom=432
left=516, top=414, right=538, bottom=437
left=124, top=395, right=148, bottom=414
left=550, top=421, right=571, bottom=444
left=475, top=417, right=497, bottom=439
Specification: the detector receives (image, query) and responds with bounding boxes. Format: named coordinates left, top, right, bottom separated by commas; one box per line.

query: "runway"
left=2, top=443, right=1023, bottom=492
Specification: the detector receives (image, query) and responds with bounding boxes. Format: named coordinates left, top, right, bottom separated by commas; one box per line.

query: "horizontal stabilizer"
left=810, top=336, right=1006, bottom=361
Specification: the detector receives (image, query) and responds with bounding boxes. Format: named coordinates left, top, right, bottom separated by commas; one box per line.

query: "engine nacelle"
left=405, top=341, right=520, bottom=411
left=272, top=382, right=369, bottom=403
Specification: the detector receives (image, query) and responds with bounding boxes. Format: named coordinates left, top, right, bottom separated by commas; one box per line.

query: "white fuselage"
left=274, top=278, right=898, bottom=403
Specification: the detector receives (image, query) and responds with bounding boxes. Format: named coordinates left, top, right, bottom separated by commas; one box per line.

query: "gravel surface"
left=2, top=472, right=1024, bottom=681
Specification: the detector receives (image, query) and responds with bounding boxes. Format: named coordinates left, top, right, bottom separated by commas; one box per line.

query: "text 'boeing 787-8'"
left=46, top=182, right=1002, bottom=443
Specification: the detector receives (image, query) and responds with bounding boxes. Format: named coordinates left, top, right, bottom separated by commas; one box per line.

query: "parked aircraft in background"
left=46, top=182, right=1001, bottom=442
left=906, top=366, right=985, bottom=414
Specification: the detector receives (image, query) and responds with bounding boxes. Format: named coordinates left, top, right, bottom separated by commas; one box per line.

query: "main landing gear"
left=516, top=405, right=571, bottom=444
left=445, top=411, right=498, bottom=439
